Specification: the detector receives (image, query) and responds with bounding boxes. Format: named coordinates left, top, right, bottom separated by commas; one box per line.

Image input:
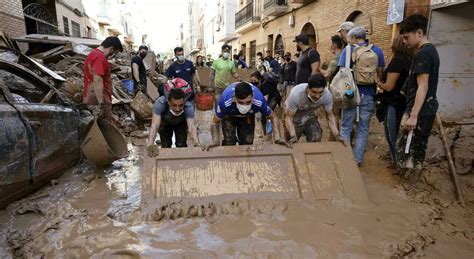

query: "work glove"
left=146, top=144, right=159, bottom=157
left=288, top=135, right=298, bottom=148
left=274, top=139, right=290, bottom=148
left=336, top=135, right=350, bottom=147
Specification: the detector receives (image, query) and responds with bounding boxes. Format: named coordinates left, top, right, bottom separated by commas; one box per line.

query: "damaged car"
left=0, top=59, right=82, bottom=209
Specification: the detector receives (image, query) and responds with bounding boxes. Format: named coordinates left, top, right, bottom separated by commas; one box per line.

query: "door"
left=250, top=40, right=257, bottom=68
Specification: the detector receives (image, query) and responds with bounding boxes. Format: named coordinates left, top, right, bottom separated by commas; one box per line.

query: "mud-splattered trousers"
left=396, top=113, right=436, bottom=170
left=222, top=115, right=255, bottom=146
left=294, top=116, right=323, bottom=142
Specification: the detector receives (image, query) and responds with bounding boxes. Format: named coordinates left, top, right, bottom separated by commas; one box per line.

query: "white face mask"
left=236, top=103, right=252, bottom=114
left=222, top=52, right=230, bottom=59
left=169, top=109, right=184, bottom=116
left=307, top=94, right=318, bottom=103
left=176, top=55, right=185, bottom=62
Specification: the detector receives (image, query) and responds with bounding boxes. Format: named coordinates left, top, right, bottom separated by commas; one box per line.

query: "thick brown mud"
left=0, top=111, right=473, bottom=258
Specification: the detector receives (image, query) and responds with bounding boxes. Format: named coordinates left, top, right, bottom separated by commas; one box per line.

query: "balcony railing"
left=264, top=0, right=287, bottom=10
left=235, top=0, right=261, bottom=30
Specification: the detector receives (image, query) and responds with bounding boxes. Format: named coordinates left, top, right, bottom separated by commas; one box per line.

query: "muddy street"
left=0, top=111, right=473, bottom=258
left=1, top=0, right=474, bottom=257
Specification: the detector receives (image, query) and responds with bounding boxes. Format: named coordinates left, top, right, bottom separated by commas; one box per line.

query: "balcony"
left=290, top=0, right=316, bottom=4
left=263, top=0, right=288, bottom=16
left=235, top=0, right=261, bottom=33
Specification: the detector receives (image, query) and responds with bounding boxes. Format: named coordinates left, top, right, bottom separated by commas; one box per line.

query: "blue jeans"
left=384, top=105, right=403, bottom=163
left=340, top=94, right=375, bottom=164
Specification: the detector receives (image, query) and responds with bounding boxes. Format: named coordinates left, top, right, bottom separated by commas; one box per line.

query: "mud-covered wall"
left=428, top=1, right=474, bottom=121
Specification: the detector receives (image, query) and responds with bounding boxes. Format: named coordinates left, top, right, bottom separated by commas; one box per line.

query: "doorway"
left=301, top=23, right=317, bottom=49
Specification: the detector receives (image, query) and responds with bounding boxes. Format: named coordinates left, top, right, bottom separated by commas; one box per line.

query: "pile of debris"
left=0, top=32, right=167, bottom=137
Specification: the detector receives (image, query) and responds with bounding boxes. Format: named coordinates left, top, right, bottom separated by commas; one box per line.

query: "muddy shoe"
left=401, top=169, right=422, bottom=191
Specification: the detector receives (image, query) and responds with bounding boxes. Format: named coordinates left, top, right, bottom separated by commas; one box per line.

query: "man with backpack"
left=337, top=26, right=385, bottom=166
left=337, top=21, right=355, bottom=46
left=294, top=34, right=320, bottom=85
left=146, top=87, right=200, bottom=157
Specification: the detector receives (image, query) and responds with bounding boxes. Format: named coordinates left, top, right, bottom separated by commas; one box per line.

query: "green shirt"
left=211, top=58, right=237, bottom=89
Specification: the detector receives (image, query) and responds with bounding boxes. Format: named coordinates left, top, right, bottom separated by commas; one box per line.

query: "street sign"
left=387, top=0, right=405, bottom=25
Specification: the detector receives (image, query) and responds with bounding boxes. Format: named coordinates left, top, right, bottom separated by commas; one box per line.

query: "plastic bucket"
left=196, top=92, right=214, bottom=111
left=122, top=79, right=135, bottom=95
left=81, top=119, right=128, bottom=167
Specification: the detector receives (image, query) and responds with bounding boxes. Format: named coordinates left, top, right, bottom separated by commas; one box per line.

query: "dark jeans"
left=396, top=113, right=436, bottom=170
left=295, top=116, right=323, bottom=142
left=222, top=115, right=255, bottom=146
left=384, top=104, right=404, bottom=162
left=159, top=122, right=188, bottom=148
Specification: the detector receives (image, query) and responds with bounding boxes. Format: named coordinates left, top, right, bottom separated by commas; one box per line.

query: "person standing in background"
left=375, top=35, right=413, bottom=168
left=294, top=34, right=321, bottom=85
left=320, top=35, right=344, bottom=84
left=337, top=21, right=355, bottom=46
left=131, top=45, right=148, bottom=94
left=83, top=36, right=123, bottom=121
left=210, top=44, right=242, bottom=100
left=237, top=55, right=248, bottom=69
left=282, top=52, right=297, bottom=97
left=195, top=55, right=206, bottom=68
left=166, top=47, right=201, bottom=99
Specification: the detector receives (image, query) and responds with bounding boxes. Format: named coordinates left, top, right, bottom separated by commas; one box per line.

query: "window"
left=63, top=16, right=69, bottom=36
left=71, top=21, right=81, bottom=37
left=0, top=70, right=46, bottom=103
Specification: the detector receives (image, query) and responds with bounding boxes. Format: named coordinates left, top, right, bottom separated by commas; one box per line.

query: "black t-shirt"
left=131, top=56, right=147, bottom=87
left=405, top=43, right=439, bottom=116
left=260, top=80, right=282, bottom=108
left=295, top=47, right=320, bottom=84
left=283, top=61, right=297, bottom=82
left=381, top=56, right=411, bottom=106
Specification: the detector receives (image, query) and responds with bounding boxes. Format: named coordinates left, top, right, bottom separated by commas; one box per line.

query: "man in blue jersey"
left=206, top=82, right=286, bottom=149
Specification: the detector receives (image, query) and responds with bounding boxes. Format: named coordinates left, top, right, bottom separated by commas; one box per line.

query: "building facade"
left=234, top=0, right=430, bottom=68
left=0, top=0, right=27, bottom=40
left=55, top=0, right=87, bottom=37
